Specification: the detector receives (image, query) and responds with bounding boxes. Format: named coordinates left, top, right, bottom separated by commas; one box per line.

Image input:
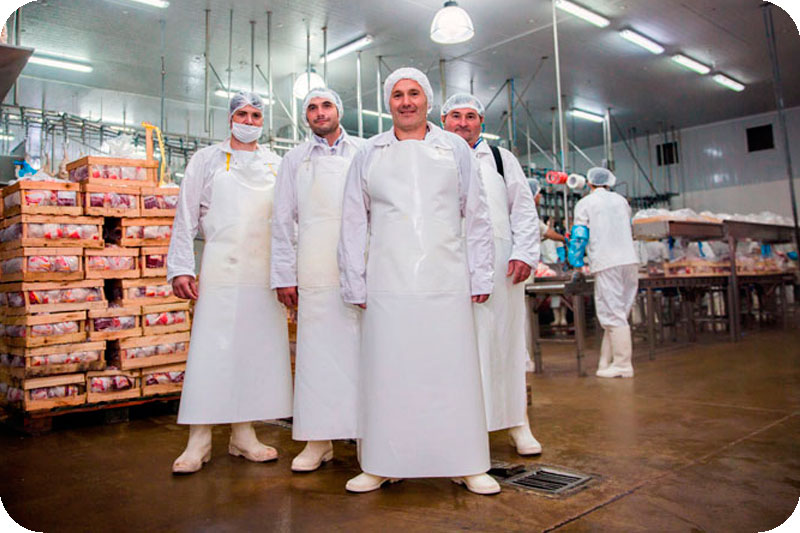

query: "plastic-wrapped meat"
left=168, top=371, right=184, bottom=383
left=145, top=311, right=184, bottom=326
left=0, top=292, right=6, bottom=306
left=176, top=342, right=187, bottom=352
left=26, top=256, right=51, bottom=272
left=90, top=377, right=111, bottom=392
left=0, top=223, right=22, bottom=242
left=164, top=195, right=178, bottom=209
left=143, top=225, right=172, bottom=239
left=93, top=316, right=135, bottom=331
left=2, top=257, right=25, bottom=273
left=47, top=385, right=75, bottom=398
left=89, top=193, right=105, bottom=207
left=4, top=191, right=21, bottom=208
left=145, top=254, right=165, bottom=268
left=30, top=355, right=47, bottom=366
left=112, top=375, right=132, bottom=390
left=50, top=255, right=80, bottom=272
left=145, top=372, right=170, bottom=385
left=5, top=325, right=25, bottom=337
left=102, top=166, right=121, bottom=180
left=57, top=191, right=77, bottom=206
left=30, top=387, right=49, bottom=400
left=30, top=320, right=79, bottom=336
left=24, top=190, right=49, bottom=206
left=8, top=291, right=25, bottom=307
left=69, top=166, right=89, bottom=182
left=2, top=354, right=24, bottom=367
left=125, top=226, right=144, bottom=239
left=121, top=166, right=145, bottom=181
left=41, top=223, right=64, bottom=239
left=108, top=256, right=135, bottom=271
left=7, top=387, right=24, bottom=402
left=156, top=342, right=175, bottom=355
left=143, top=196, right=159, bottom=210
left=80, top=225, right=100, bottom=240
left=87, top=257, right=108, bottom=270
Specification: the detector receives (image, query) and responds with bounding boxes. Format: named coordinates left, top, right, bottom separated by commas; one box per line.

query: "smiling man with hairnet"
left=569, top=167, right=639, bottom=378
left=271, top=88, right=364, bottom=472
left=441, top=92, right=543, bottom=457
left=338, top=67, right=499, bottom=495
left=168, top=91, right=292, bottom=474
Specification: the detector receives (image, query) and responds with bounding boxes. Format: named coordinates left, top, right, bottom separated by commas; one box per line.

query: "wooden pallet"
left=119, top=217, right=173, bottom=247
left=141, top=302, right=191, bottom=336
left=2, top=180, right=83, bottom=217
left=0, top=214, right=104, bottom=250
left=86, top=369, right=141, bottom=403
left=139, top=186, right=178, bottom=217
left=84, top=247, right=140, bottom=279
left=109, top=332, right=189, bottom=370
left=0, top=247, right=85, bottom=282
left=66, top=156, right=158, bottom=188
left=0, top=279, right=107, bottom=315
left=140, top=246, right=168, bottom=277
left=118, top=277, right=179, bottom=306
left=3, top=310, right=88, bottom=348
left=5, top=341, right=106, bottom=378
left=141, top=362, right=185, bottom=396
left=87, top=306, right=142, bottom=341
left=81, top=182, right=141, bottom=217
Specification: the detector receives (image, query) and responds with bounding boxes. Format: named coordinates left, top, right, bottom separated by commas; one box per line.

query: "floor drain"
left=501, top=466, right=592, bottom=495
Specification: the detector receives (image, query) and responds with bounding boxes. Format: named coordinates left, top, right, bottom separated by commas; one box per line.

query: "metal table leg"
left=574, top=293, right=587, bottom=377
left=529, top=295, right=544, bottom=374
left=647, top=288, right=655, bottom=360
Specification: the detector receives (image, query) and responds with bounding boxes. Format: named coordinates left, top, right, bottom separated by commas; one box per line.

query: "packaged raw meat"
left=7, top=387, right=24, bottom=402
left=145, top=311, right=185, bottom=326
left=0, top=223, right=22, bottom=242
left=125, top=226, right=144, bottom=239
left=2, top=257, right=24, bottom=273
left=92, top=315, right=135, bottom=331
left=145, top=254, right=165, bottom=268
left=90, top=377, right=111, bottom=392
left=4, top=191, right=21, bottom=208
left=121, top=166, right=146, bottom=181
left=111, top=375, right=132, bottom=390
left=30, top=387, right=49, bottom=400
left=57, top=191, right=77, bottom=206
left=143, top=225, right=171, bottom=239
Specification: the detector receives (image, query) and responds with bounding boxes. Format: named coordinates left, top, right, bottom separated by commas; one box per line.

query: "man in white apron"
left=441, top=93, right=543, bottom=457
left=168, top=91, right=293, bottom=474
left=271, top=88, right=364, bottom=472
left=338, top=68, right=499, bottom=495
left=569, top=167, right=639, bottom=378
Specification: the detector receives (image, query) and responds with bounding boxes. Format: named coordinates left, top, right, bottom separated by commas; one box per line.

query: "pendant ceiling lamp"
left=430, top=1, right=475, bottom=44
left=293, top=70, right=326, bottom=99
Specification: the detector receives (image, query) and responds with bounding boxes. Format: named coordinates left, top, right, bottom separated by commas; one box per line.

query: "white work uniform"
left=573, top=188, right=639, bottom=328
left=338, top=123, right=494, bottom=478
left=271, top=129, right=364, bottom=440
left=472, top=140, right=539, bottom=432
left=168, top=140, right=293, bottom=424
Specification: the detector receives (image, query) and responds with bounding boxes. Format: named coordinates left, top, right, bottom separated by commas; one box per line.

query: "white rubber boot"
left=550, top=306, right=561, bottom=326
left=558, top=306, right=568, bottom=326
left=229, top=422, right=278, bottom=462
left=172, top=424, right=213, bottom=474
left=595, top=329, right=612, bottom=375
left=508, top=413, right=542, bottom=455
left=345, top=472, right=401, bottom=493
left=451, top=473, right=501, bottom=495
left=596, top=325, right=634, bottom=378
left=291, top=440, right=334, bottom=472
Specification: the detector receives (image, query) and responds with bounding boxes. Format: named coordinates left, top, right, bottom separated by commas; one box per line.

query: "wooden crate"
left=0, top=247, right=84, bottom=282
left=66, top=156, right=158, bottom=188
left=140, top=362, right=185, bottom=396
left=119, top=277, right=179, bottom=306
left=81, top=182, right=141, bottom=217
left=86, top=369, right=141, bottom=403
left=84, top=247, right=140, bottom=279
left=119, top=217, right=173, bottom=247
left=2, top=180, right=82, bottom=217
left=6, top=341, right=106, bottom=378
left=0, top=214, right=103, bottom=250
left=87, top=306, right=142, bottom=341
left=140, top=246, right=167, bottom=277
left=21, top=373, right=87, bottom=411
left=664, top=259, right=730, bottom=277
left=141, top=302, right=191, bottom=336
left=110, top=332, right=189, bottom=370
left=139, top=186, right=178, bottom=217
left=0, top=279, right=107, bottom=315
left=4, top=311, right=88, bottom=348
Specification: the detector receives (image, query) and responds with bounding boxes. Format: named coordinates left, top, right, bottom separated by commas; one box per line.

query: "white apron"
left=178, top=151, right=293, bottom=425
left=473, top=158, right=528, bottom=431
left=359, top=140, right=490, bottom=478
left=293, top=155, right=360, bottom=440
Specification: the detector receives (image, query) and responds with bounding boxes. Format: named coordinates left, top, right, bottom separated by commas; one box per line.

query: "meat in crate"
left=81, top=182, right=141, bottom=217
left=3, top=310, right=88, bottom=348
left=2, top=180, right=82, bottom=217
left=0, top=280, right=107, bottom=315
left=119, top=217, right=173, bottom=247
left=0, top=215, right=103, bottom=250
left=141, top=302, right=191, bottom=336
left=1, top=341, right=106, bottom=378
left=84, top=246, right=140, bottom=279
left=116, top=277, right=180, bottom=306
left=140, top=362, right=185, bottom=396
left=108, top=331, right=189, bottom=370
left=87, top=306, right=142, bottom=341
left=0, top=247, right=84, bottom=282
left=0, top=373, right=86, bottom=412
left=140, top=246, right=168, bottom=277
left=139, top=186, right=178, bottom=217
left=86, top=369, right=141, bottom=403
left=66, top=156, right=158, bottom=188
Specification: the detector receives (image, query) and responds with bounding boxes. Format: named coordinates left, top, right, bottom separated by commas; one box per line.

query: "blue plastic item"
left=556, top=245, right=566, bottom=263
left=13, top=160, right=36, bottom=178
left=567, top=225, right=589, bottom=267
left=760, top=244, right=772, bottom=257
left=788, top=251, right=798, bottom=261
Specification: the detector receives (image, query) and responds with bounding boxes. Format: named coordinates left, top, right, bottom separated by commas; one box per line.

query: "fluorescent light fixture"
left=122, top=0, right=169, bottom=8
left=619, top=29, right=664, bottom=54
left=362, top=109, right=392, bottom=120
left=555, top=0, right=610, bottom=28
left=671, top=54, right=710, bottom=75
left=0, top=134, right=14, bottom=141
left=570, top=109, right=605, bottom=123
left=712, top=73, right=745, bottom=92
left=430, top=1, right=475, bottom=44
left=321, top=35, right=374, bottom=63
left=293, top=71, right=326, bottom=99
left=28, top=55, right=93, bottom=73
left=482, top=133, right=501, bottom=140
left=214, top=88, right=273, bottom=102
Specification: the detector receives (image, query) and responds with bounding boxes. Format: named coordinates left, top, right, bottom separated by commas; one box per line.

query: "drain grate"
left=502, top=466, right=592, bottom=495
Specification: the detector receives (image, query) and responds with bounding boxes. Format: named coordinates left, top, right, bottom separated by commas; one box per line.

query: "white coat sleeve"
left=458, top=145, right=495, bottom=296
left=167, top=152, right=206, bottom=283
left=270, top=152, right=299, bottom=288
left=573, top=198, right=590, bottom=229
left=502, top=150, right=540, bottom=267
left=337, top=150, right=370, bottom=304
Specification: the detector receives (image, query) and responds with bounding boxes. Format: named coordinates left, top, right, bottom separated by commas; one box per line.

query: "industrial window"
left=746, top=124, right=774, bottom=152
left=656, top=141, right=679, bottom=166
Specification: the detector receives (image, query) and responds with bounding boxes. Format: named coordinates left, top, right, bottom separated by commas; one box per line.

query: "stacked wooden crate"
left=0, top=148, right=189, bottom=416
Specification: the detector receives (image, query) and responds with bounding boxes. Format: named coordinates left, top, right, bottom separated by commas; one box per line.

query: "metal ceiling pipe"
left=763, top=2, right=800, bottom=251
left=506, top=79, right=514, bottom=151
left=356, top=51, right=363, bottom=138
left=227, top=9, right=233, bottom=101
left=323, top=26, right=328, bottom=84
left=160, top=19, right=166, bottom=133
left=551, top=0, right=569, bottom=229
left=291, top=72, right=298, bottom=141
left=204, top=9, right=210, bottom=133
left=306, top=22, right=311, bottom=92
left=250, top=20, right=256, bottom=92
left=267, top=11, right=274, bottom=142
left=440, top=59, right=446, bottom=106
left=605, top=108, right=614, bottom=172
left=376, top=56, right=383, bottom=134
left=526, top=123, right=531, bottom=168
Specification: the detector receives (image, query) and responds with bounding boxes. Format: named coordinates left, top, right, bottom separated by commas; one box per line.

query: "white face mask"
left=231, top=122, right=263, bottom=143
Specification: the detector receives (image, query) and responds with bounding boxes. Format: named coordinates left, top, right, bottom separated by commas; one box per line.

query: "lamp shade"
left=430, top=1, right=474, bottom=44
left=293, top=71, right=326, bottom=100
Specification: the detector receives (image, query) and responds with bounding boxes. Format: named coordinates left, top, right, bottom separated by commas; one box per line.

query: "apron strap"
left=226, top=152, right=231, bottom=171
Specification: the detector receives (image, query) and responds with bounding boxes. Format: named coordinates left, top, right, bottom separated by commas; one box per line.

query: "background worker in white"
left=168, top=91, right=293, bottom=474
left=271, top=88, right=364, bottom=472
left=338, top=68, right=499, bottom=495
left=441, top=93, right=543, bottom=457
left=530, top=179, right=569, bottom=326
left=570, top=167, right=640, bottom=378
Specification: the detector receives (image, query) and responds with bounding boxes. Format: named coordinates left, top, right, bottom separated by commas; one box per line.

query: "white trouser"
left=594, top=264, right=639, bottom=329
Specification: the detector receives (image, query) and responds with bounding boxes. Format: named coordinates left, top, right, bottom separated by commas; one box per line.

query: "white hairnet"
left=528, top=178, right=541, bottom=198
left=441, top=93, right=485, bottom=117
left=587, top=167, right=617, bottom=187
left=229, top=91, right=265, bottom=119
left=383, top=67, right=434, bottom=113
left=302, top=88, right=344, bottom=127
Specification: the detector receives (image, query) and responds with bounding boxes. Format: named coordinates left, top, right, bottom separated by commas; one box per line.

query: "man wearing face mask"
left=271, top=88, right=364, bottom=472
left=168, top=91, right=293, bottom=474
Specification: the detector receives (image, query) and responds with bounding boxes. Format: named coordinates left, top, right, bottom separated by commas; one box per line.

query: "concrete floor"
left=1, top=327, right=799, bottom=532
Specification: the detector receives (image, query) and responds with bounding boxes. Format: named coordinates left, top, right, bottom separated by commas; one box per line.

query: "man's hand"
left=276, top=286, right=298, bottom=308
left=472, top=294, right=490, bottom=304
left=506, top=260, right=532, bottom=284
left=172, top=275, right=199, bottom=300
